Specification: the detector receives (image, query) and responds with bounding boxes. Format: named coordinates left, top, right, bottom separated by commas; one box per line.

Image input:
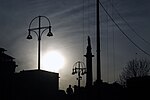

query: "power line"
left=106, top=1, right=109, bottom=82
left=82, top=0, right=85, bottom=62
left=109, top=1, right=150, bottom=46
left=111, top=0, right=116, bottom=81
left=98, top=0, right=150, bottom=57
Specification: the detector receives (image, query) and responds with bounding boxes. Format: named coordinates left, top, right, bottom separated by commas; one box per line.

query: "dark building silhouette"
left=84, top=36, right=94, bottom=87
left=0, top=48, right=60, bottom=100
left=0, top=48, right=17, bottom=74
left=0, top=48, right=17, bottom=100
left=12, top=69, right=59, bottom=100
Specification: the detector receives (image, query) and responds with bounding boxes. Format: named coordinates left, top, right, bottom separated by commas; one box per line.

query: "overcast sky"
left=1, top=0, right=150, bottom=90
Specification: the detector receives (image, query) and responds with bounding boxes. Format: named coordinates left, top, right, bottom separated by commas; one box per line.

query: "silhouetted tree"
left=119, top=58, right=150, bottom=86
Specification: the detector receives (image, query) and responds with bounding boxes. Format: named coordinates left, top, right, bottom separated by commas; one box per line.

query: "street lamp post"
left=72, top=61, right=86, bottom=87
left=27, top=16, right=53, bottom=70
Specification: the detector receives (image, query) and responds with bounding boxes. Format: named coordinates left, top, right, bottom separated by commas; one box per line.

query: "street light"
left=72, top=61, right=86, bottom=87
left=26, top=16, right=53, bottom=70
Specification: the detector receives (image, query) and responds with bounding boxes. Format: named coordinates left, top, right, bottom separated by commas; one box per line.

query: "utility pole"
left=96, top=0, right=101, bottom=83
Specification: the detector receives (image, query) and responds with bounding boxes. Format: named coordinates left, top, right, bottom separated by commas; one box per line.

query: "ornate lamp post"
left=72, top=61, right=86, bottom=87
left=26, top=16, right=53, bottom=70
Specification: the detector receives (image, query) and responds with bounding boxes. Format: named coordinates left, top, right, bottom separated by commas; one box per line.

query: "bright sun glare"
left=42, top=51, right=65, bottom=72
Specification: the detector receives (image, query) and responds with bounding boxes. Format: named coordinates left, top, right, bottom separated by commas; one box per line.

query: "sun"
left=42, top=51, right=65, bottom=72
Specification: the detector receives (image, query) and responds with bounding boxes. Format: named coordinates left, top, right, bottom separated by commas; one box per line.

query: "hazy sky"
left=1, top=0, right=150, bottom=90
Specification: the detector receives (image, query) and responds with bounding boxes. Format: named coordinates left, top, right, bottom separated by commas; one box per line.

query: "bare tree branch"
left=119, top=58, right=150, bottom=86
